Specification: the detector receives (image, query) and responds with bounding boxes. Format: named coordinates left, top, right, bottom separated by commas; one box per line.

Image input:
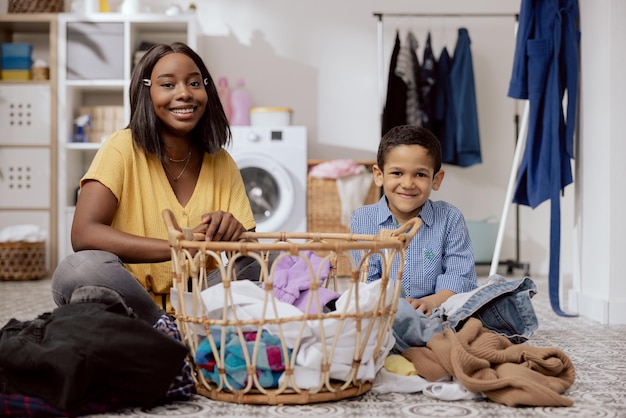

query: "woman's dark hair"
left=127, top=42, right=230, bottom=158
left=377, top=125, right=442, bottom=176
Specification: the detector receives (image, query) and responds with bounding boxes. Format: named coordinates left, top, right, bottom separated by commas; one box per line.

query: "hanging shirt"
left=449, top=27, right=482, bottom=168
left=433, top=47, right=454, bottom=164
left=382, top=31, right=408, bottom=136
left=420, top=31, right=437, bottom=131
left=395, top=31, right=424, bottom=126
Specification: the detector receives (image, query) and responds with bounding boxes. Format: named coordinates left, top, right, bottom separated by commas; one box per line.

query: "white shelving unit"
left=0, top=14, right=58, bottom=271
left=56, top=13, right=197, bottom=262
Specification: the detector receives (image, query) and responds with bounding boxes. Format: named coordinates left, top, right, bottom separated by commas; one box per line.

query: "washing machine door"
left=234, top=153, right=295, bottom=233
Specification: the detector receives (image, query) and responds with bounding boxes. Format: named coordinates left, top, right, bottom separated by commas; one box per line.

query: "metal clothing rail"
left=373, top=11, right=518, bottom=107
left=373, top=12, right=517, bottom=19
left=373, top=11, right=530, bottom=277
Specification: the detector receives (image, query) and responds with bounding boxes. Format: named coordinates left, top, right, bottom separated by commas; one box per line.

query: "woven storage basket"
left=8, top=0, right=64, bottom=12
left=163, top=209, right=420, bottom=405
left=307, top=161, right=380, bottom=276
left=0, top=241, right=47, bottom=281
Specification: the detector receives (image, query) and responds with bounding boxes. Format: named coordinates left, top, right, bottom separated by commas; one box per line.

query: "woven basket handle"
left=382, top=217, right=422, bottom=247
left=162, top=208, right=205, bottom=244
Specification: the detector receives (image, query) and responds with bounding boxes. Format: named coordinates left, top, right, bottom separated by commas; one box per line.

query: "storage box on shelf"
left=56, top=13, right=197, bottom=262
left=0, top=13, right=58, bottom=270
left=1, top=42, right=33, bottom=79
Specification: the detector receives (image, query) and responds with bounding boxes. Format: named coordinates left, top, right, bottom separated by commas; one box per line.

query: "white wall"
left=571, top=0, right=626, bottom=324
left=0, top=0, right=574, bottom=279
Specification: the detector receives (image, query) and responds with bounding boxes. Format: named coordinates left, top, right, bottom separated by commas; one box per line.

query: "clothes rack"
left=373, top=11, right=530, bottom=276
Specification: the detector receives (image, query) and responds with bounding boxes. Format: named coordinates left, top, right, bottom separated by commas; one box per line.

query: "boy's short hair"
left=377, top=125, right=442, bottom=175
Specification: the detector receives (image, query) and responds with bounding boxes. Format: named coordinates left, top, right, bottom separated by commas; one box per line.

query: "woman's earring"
left=203, top=78, right=209, bottom=86
left=142, top=79, right=152, bottom=87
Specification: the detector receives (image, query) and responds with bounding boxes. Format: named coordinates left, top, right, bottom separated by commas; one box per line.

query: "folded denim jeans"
left=442, top=275, right=538, bottom=343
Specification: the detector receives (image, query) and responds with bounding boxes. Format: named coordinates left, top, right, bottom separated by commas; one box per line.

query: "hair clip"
left=204, top=78, right=209, bottom=86
left=142, top=79, right=152, bottom=87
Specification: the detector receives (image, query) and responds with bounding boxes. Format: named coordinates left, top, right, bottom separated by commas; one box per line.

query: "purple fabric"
left=272, top=251, right=340, bottom=314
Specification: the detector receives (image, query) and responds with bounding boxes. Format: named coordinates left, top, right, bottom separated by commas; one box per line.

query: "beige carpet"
left=1, top=274, right=625, bottom=418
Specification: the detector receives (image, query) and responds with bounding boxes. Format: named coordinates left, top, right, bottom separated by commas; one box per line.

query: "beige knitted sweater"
left=402, top=317, right=576, bottom=407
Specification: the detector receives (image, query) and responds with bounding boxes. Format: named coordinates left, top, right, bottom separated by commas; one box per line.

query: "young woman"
left=52, top=42, right=255, bottom=324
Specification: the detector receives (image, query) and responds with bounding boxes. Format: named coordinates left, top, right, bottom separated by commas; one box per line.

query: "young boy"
left=351, top=125, right=477, bottom=316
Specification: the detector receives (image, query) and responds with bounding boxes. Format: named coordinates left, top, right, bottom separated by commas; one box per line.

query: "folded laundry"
left=308, top=159, right=366, bottom=179
left=336, top=172, right=375, bottom=226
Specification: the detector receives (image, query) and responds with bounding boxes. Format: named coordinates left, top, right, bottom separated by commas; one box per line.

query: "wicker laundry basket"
left=163, top=209, right=420, bottom=405
left=0, top=241, right=47, bottom=281
left=307, top=160, right=380, bottom=277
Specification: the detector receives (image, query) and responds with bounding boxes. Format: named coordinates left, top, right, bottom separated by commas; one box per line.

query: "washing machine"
left=228, top=126, right=307, bottom=233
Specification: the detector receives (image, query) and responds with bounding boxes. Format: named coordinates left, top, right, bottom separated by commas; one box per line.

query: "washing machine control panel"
left=246, top=131, right=261, bottom=143
left=243, top=130, right=286, bottom=143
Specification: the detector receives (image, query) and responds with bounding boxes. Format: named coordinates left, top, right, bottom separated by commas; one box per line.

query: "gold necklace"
left=166, top=148, right=192, bottom=163
left=164, top=150, right=192, bottom=181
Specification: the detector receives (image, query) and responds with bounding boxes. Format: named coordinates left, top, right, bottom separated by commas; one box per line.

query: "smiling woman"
left=50, top=42, right=256, bottom=324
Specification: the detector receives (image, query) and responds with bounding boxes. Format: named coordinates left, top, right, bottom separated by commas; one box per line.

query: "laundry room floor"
left=1, top=274, right=625, bottom=418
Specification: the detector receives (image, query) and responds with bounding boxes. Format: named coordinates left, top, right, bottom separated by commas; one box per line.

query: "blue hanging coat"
left=508, top=0, right=580, bottom=316
left=449, top=28, right=482, bottom=168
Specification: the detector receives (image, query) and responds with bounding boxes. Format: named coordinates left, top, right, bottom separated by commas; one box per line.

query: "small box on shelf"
left=1, top=70, right=31, bottom=80
left=79, top=105, right=125, bottom=143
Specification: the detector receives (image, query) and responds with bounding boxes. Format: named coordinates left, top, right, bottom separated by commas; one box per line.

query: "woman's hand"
left=195, top=211, right=246, bottom=242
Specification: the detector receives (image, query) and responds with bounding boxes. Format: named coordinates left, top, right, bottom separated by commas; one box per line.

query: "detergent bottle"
left=72, top=114, right=91, bottom=143
left=216, top=77, right=233, bottom=122
left=230, top=78, right=251, bottom=126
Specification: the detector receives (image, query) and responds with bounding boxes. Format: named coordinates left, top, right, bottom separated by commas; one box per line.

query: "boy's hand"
left=406, top=296, right=437, bottom=316
left=407, top=289, right=456, bottom=316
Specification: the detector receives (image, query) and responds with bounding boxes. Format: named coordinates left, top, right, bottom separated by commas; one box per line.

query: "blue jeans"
left=443, top=275, right=538, bottom=344
left=392, top=275, right=538, bottom=350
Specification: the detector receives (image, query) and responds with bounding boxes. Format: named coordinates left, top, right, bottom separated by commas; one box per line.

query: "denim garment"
left=391, top=298, right=445, bottom=353
left=442, top=275, right=538, bottom=344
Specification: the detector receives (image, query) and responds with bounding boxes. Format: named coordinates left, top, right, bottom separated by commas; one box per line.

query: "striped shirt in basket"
left=350, top=196, right=477, bottom=299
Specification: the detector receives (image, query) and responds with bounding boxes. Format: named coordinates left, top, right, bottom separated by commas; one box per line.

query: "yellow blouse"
left=82, top=129, right=255, bottom=309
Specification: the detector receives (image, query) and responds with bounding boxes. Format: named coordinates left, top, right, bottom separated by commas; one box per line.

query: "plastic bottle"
left=216, top=77, right=233, bottom=123
left=230, top=78, right=251, bottom=126
left=72, top=114, right=91, bottom=143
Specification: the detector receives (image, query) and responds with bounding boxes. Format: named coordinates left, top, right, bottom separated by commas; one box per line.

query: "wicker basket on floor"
left=0, top=241, right=47, bottom=281
left=163, top=209, right=420, bottom=405
left=307, top=160, right=380, bottom=276
left=8, top=0, right=64, bottom=12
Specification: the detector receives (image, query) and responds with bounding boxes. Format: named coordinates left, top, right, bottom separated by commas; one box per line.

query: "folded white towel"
left=336, top=172, right=374, bottom=227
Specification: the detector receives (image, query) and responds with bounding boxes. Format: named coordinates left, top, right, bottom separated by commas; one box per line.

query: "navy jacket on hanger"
left=449, top=28, right=482, bottom=168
